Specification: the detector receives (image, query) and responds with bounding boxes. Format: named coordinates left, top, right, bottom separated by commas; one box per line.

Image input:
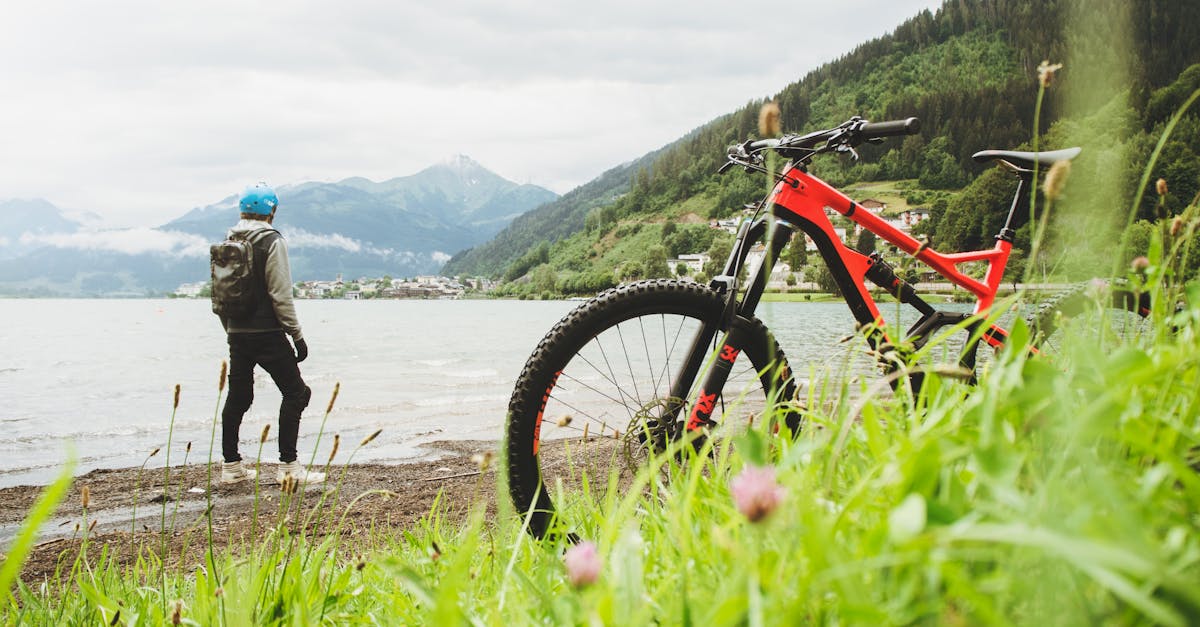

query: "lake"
left=0, top=296, right=935, bottom=488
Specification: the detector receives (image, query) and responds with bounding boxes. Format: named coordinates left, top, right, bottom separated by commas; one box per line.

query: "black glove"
left=294, top=338, right=308, bottom=363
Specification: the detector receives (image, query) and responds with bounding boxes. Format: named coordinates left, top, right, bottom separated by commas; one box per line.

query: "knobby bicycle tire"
left=1028, top=281, right=1151, bottom=352
left=505, top=279, right=796, bottom=539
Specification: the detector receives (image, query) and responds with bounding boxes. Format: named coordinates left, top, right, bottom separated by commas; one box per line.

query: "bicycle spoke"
left=615, top=324, right=643, bottom=408
left=591, top=335, right=640, bottom=423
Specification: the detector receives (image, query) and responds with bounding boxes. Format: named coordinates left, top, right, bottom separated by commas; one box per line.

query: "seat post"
left=997, top=173, right=1031, bottom=242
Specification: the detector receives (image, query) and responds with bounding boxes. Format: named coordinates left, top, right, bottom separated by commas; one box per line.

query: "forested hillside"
left=450, top=0, right=1200, bottom=294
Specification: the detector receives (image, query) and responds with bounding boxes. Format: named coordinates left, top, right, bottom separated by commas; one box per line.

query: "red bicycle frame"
left=768, top=167, right=1013, bottom=350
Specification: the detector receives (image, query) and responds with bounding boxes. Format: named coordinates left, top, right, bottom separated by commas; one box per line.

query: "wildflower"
left=1131, top=256, right=1151, bottom=273
left=81, top=486, right=90, bottom=510
left=218, top=361, right=227, bottom=393
left=361, top=428, right=382, bottom=447
left=730, top=465, right=785, bottom=523
left=556, top=415, right=572, bottom=428
left=1037, top=60, right=1063, bottom=87
left=564, top=541, right=602, bottom=588
left=326, top=382, right=341, bottom=414
left=1156, top=178, right=1169, bottom=197
left=260, top=424, right=271, bottom=443
left=1043, top=160, right=1071, bottom=201
left=471, top=451, right=494, bottom=472
left=758, top=101, right=782, bottom=138
left=173, top=384, right=181, bottom=410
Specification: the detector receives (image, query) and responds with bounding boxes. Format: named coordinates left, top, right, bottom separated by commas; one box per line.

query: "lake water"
left=0, top=297, right=946, bottom=488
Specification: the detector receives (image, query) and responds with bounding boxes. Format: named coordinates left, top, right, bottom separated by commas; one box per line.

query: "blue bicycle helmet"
left=239, top=182, right=278, bottom=215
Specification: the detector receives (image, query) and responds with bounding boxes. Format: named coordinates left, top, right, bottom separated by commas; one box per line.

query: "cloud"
left=0, top=1, right=944, bottom=227
left=431, top=251, right=453, bottom=264
left=287, top=228, right=399, bottom=258
left=18, top=228, right=209, bottom=257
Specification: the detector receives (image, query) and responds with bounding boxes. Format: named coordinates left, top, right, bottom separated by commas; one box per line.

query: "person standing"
left=216, top=182, right=325, bottom=486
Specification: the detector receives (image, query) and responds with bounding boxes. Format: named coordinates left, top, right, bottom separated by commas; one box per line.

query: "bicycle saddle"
left=972, top=147, right=1081, bottom=171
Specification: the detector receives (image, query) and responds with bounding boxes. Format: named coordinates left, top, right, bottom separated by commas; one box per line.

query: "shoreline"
left=0, top=439, right=502, bottom=583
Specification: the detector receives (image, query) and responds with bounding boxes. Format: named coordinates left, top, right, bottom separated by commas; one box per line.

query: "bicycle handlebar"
left=723, top=116, right=922, bottom=172
left=858, top=117, right=921, bottom=139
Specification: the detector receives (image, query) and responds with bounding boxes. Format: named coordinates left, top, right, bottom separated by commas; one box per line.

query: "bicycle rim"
left=505, top=279, right=794, bottom=538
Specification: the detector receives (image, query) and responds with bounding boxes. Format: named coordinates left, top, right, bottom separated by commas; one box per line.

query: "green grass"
left=3, top=262, right=1199, bottom=624
left=5, top=81, right=1200, bottom=627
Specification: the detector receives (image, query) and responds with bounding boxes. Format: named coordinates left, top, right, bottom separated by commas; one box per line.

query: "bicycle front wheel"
left=505, top=279, right=795, bottom=538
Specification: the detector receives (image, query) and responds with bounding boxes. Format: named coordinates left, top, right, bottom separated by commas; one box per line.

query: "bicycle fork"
left=665, top=218, right=796, bottom=439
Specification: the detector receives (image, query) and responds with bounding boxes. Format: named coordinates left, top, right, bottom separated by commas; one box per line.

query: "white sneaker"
left=221, top=461, right=258, bottom=484
left=276, top=462, right=326, bottom=486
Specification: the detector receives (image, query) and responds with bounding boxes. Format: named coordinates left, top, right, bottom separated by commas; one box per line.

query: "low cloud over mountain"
left=0, top=156, right=556, bottom=296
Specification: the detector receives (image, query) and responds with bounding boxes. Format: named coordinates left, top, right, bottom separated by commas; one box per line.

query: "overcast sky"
left=0, top=1, right=943, bottom=227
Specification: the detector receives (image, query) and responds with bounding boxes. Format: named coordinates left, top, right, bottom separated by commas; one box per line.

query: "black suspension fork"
left=671, top=219, right=795, bottom=434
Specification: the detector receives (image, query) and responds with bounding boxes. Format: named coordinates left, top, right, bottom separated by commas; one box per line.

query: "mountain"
left=0, top=199, right=83, bottom=260
left=450, top=0, right=1200, bottom=293
left=0, top=157, right=557, bottom=296
left=442, top=149, right=666, bottom=277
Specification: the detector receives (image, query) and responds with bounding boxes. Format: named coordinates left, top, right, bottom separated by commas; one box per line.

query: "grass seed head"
left=185, top=441, right=192, bottom=454
left=556, top=414, right=572, bottom=428
left=172, top=384, right=181, bottom=409
left=471, top=451, right=494, bottom=472
left=1157, top=178, right=1169, bottom=197
left=1037, top=60, right=1063, bottom=87
left=758, top=101, right=782, bottom=137
left=171, top=600, right=182, bottom=625
left=360, top=428, right=382, bottom=447
left=1131, top=256, right=1151, bottom=273
left=88, top=519, right=97, bottom=533
left=1043, top=160, right=1071, bottom=201
left=218, top=361, right=227, bottom=393
left=81, top=486, right=90, bottom=510
left=260, top=424, right=271, bottom=444
left=327, top=382, right=341, bottom=414
left=1171, top=216, right=1184, bottom=237
left=148, top=447, right=160, bottom=459
left=329, top=434, right=340, bottom=463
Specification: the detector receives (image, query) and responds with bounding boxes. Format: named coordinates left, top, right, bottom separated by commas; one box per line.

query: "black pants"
left=222, top=331, right=311, bottom=463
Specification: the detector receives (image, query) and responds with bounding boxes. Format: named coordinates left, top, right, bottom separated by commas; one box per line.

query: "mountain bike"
left=505, top=116, right=1151, bottom=538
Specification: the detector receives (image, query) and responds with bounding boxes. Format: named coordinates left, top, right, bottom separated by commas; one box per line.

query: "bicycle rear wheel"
left=1028, top=281, right=1152, bottom=354
left=505, top=279, right=796, bottom=538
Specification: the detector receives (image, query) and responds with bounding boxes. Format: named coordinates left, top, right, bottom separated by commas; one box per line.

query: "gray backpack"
left=210, top=229, right=276, bottom=319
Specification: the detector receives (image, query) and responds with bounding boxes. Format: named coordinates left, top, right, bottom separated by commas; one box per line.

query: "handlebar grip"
left=859, top=117, right=920, bottom=139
